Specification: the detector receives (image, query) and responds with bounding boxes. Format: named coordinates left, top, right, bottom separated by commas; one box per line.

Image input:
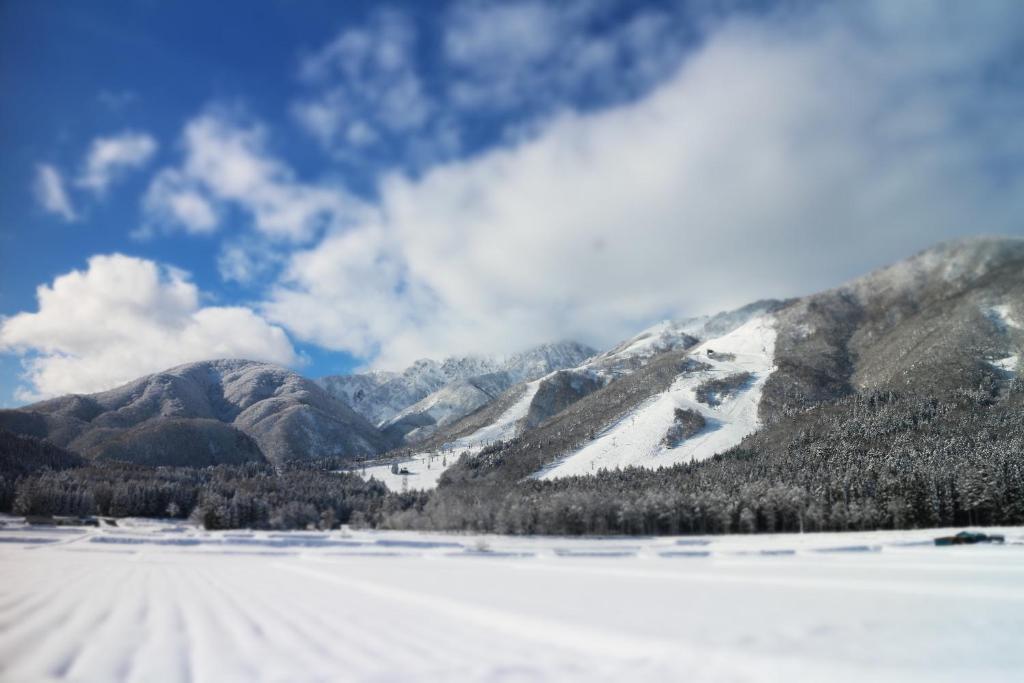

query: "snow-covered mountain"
left=318, top=356, right=501, bottom=427
left=320, top=341, right=597, bottom=443
left=360, top=236, right=1024, bottom=491
left=418, top=301, right=782, bottom=454
left=4, top=237, right=1020, bottom=482
left=0, top=359, right=390, bottom=466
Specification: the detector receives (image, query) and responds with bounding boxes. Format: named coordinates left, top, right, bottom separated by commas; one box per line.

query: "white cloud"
left=0, top=254, right=298, bottom=400
left=443, top=1, right=688, bottom=112
left=293, top=9, right=432, bottom=155
left=142, top=110, right=363, bottom=242
left=77, top=131, right=158, bottom=194
left=217, top=238, right=285, bottom=285
left=290, top=1, right=693, bottom=167
left=32, top=164, right=77, bottom=222
left=139, top=169, right=219, bottom=236
left=265, top=0, right=1024, bottom=369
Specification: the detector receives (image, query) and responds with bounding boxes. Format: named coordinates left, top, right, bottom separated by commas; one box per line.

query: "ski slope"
left=358, top=381, right=544, bottom=491
left=450, top=379, right=542, bottom=450
left=2, top=518, right=1023, bottom=682
left=539, top=316, right=777, bottom=479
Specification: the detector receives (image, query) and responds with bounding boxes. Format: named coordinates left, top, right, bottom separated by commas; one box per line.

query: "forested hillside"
left=381, top=381, right=1024, bottom=534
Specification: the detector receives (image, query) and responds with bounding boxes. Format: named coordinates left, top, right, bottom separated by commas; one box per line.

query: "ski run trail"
left=360, top=316, right=778, bottom=491
left=540, top=316, right=776, bottom=479
left=2, top=517, right=1023, bottom=682
left=357, top=378, right=545, bottom=491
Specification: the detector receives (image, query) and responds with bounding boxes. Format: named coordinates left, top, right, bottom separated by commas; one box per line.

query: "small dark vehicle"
left=934, top=530, right=1005, bottom=546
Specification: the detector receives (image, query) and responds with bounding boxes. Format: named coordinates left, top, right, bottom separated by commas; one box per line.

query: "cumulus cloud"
left=265, top=0, right=1024, bottom=369
left=141, top=110, right=363, bottom=242
left=77, top=131, right=158, bottom=194
left=32, top=164, right=77, bottom=222
left=0, top=254, right=298, bottom=400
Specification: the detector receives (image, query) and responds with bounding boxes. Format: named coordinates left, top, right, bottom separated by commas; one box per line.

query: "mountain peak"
left=2, top=358, right=388, bottom=466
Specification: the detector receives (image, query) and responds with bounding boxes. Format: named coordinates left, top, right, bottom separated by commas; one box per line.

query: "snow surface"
left=585, top=301, right=775, bottom=379
left=987, top=304, right=1021, bottom=331
left=358, top=451, right=459, bottom=491
left=451, top=380, right=543, bottom=450
left=539, top=316, right=777, bottom=479
left=991, top=354, right=1019, bottom=376
left=2, top=517, right=1023, bottom=682
left=358, top=381, right=544, bottom=492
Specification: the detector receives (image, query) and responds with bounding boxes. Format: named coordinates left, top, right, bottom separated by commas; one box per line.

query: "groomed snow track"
left=2, top=520, right=1024, bottom=682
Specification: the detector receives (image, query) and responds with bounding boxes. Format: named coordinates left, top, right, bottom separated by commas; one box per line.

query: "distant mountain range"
left=0, top=360, right=387, bottom=466
left=1, top=237, right=1020, bottom=472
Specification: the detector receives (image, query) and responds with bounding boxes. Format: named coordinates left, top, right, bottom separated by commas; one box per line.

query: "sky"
left=1, top=0, right=1023, bottom=405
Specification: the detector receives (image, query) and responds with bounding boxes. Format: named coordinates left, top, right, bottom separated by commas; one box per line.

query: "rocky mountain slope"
left=318, top=356, right=500, bottom=427
left=321, top=341, right=597, bottom=443
left=762, top=236, right=1024, bottom=421
left=0, top=360, right=390, bottom=466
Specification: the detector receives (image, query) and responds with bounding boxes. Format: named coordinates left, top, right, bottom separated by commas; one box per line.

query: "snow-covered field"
left=2, top=518, right=1023, bottom=682
left=356, top=450, right=456, bottom=491
left=539, top=316, right=776, bottom=478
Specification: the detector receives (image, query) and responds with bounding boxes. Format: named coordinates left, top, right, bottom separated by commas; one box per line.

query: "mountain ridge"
left=2, top=237, right=1020, bottom=476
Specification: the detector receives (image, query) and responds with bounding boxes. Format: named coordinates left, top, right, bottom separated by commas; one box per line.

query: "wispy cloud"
left=443, top=1, right=688, bottom=111
left=77, top=131, right=158, bottom=194
left=142, top=108, right=364, bottom=242
left=291, top=9, right=446, bottom=165
left=290, top=1, right=696, bottom=168
left=96, top=89, right=138, bottom=111
left=32, top=163, right=77, bottom=222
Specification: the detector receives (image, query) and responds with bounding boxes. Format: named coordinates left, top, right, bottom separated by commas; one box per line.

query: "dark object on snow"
left=25, top=515, right=55, bottom=526
left=934, top=530, right=1005, bottom=546
left=662, top=408, right=706, bottom=447
left=706, top=349, right=715, bottom=356
left=695, top=372, right=753, bottom=407
left=399, top=467, right=411, bottom=475
left=27, top=515, right=100, bottom=527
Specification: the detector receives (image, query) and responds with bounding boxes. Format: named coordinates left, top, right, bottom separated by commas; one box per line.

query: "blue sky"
left=1, top=0, right=1023, bottom=405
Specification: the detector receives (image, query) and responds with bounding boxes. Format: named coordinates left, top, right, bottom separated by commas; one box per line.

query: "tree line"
left=3, top=380, right=1022, bottom=534
left=4, top=459, right=395, bottom=530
